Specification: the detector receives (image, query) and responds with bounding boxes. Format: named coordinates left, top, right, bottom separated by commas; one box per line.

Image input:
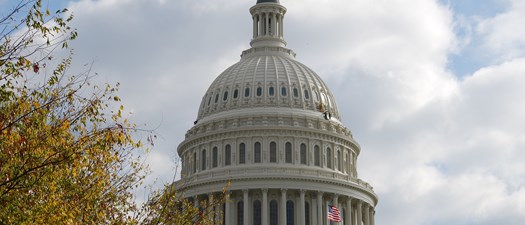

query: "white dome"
left=175, top=1, right=377, bottom=224
left=197, top=51, right=340, bottom=122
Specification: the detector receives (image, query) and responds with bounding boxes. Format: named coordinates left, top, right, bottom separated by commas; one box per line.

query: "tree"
left=1, top=1, right=228, bottom=224
left=0, top=1, right=148, bottom=223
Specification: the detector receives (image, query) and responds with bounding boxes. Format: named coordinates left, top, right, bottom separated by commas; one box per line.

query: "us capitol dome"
left=175, top=0, right=378, bottom=224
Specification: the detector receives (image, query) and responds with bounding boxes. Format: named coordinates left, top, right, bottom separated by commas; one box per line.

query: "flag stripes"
left=328, top=205, right=341, bottom=222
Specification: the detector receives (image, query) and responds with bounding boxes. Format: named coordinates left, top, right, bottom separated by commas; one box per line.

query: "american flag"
left=328, top=205, right=341, bottom=222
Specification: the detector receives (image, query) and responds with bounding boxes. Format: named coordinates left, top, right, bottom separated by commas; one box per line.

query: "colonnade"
left=252, top=11, right=284, bottom=39
left=191, top=188, right=375, bottom=225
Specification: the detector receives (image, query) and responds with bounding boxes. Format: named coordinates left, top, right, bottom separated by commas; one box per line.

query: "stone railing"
left=175, top=166, right=374, bottom=192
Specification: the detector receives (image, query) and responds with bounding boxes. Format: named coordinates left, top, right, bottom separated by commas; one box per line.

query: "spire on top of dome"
left=249, top=0, right=287, bottom=48
left=256, top=0, right=279, bottom=4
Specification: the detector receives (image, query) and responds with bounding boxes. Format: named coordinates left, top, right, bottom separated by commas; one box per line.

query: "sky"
left=3, top=0, right=525, bottom=224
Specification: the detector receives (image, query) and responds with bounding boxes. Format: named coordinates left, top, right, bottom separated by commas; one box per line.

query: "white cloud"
left=60, top=0, right=525, bottom=224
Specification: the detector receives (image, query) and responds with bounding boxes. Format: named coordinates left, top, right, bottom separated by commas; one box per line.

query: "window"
left=212, top=147, right=218, bottom=168
left=256, top=87, right=262, bottom=96
left=300, top=143, right=307, bottom=165
left=201, top=150, right=206, bottom=171
left=253, top=200, right=262, bottom=225
left=326, top=148, right=332, bottom=169
left=270, top=200, right=278, bottom=225
left=238, top=201, right=244, bottom=225
left=239, top=143, right=246, bottom=164
left=193, top=152, right=197, bottom=173
left=244, top=88, right=250, bottom=97
left=269, top=87, right=275, bottom=96
left=254, top=142, right=261, bottom=163
left=346, top=153, right=350, bottom=173
left=208, top=96, right=212, bottom=106
left=286, top=200, right=294, bottom=225
left=285, top=142, right=292, bottom=163
left=305, top=202, right=310, bottom=225
left=281, top=87, right=287, bottom=96
left=270, top=142, right=277, bottom=163
left=304, top=90, right=310, bottom=99
left=337, top=150, right=342, bottom=171
left=223, top=91, right=228, bottom=101
left=293, top=87, right=299, bottom=97
left=234, top=89, right=239, bottom=99
left=214, top=94, right=219, bottom=103
left=314, top=145, right=320, bottom=166
left=225, top=145, right=231, bottom=166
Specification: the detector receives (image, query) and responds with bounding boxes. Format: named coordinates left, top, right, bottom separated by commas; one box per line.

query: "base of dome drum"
left=185, top=188, right=376, bottom=225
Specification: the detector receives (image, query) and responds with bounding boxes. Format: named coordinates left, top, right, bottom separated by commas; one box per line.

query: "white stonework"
left=175, top=1, right=378, bottom=224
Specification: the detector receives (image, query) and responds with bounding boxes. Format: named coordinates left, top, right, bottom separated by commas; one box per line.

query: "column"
left=356, top=201, right=362, bottom=225
left=265, top=12, right=270, bottom=36
left=262, top=189, right=268, bottom=225
left=258, top=13, right=263, bottom=37
left=253, top=15, right=257, bottom=38
left=243, top=189, right=249, bottom=225
left=225, top=192, right=232, bottom=225
left=345, top=198, right=352, bottom=225
left=271, top=12, right=277, bottom=36
left=299, top=190, right=306, bottom=225
left=280, top=189, right=287, bottom=225
left=279, top=13, right=283, bottom=38
left=363, top=204, right=370, bottom=225
left=370, top=207, right=375, bottom=225
left=333, top=194, right=339, bottom=225
left=317, top=192, right=323, bottom=225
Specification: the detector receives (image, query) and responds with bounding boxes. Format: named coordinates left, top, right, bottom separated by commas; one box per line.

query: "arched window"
left=225, top=145, right=231, bottom=166
left=269, top=87, right=275, bottom=96
left=193, top=152, right=197, bottom=173
left=285, top=142, right=292, bottom=163
left=293, top=87, right=299, bottom=97
left=208, top=95, right=212, bottom=106
left=300, top=143, right=307, bottom=165
left=244, top=88, right=250, bottom=97
left=270, top=200, right=278, bottom=225
left=233, top=89, right=239, bottom=99
left=201, top=150, right=206, bottom=171
left=304, top=90, right=310, bottom=99
left=253, top=200, right=262, bottom=225
left=314, top=145, right=320, bottom=166
left=337, top=150, right=342, bottom=171
left=256, top=87, right=263, bottom=96
left=214, top=94, right=219, bottom=103
left=223, top=91, right=228, bottom=101
left=237, top=201, right=244, bottom=225
left=286, top=200, right=294, bottom=225
left=281, top=87, right=287, bottom=96
left=254, top=142, right=261, bottom=163
left=346, top=152, right=350, bottom=174
left=326, top=147, right=332, bottom=169
left=270, top=142, right=277, bottom=163
left=239, top=143, right=246, bottom=164
left=212, top=147, right=218, bottom=168
left=305, top=202, right=310, bottom=225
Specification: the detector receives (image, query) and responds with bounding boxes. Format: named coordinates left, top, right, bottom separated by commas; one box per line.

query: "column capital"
left=300, top=189, right=306, bottom=194
left=262, top=188, right=268, bottom=193
left=242, top=189, right=249, bottom=194
left=280, top=188, right=287, bottom=193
